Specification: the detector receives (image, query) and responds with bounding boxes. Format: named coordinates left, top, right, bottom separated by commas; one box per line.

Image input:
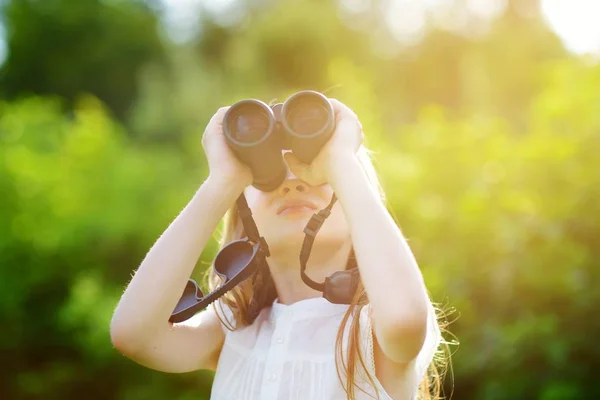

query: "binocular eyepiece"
left=223, top=90, right=335, bottom=192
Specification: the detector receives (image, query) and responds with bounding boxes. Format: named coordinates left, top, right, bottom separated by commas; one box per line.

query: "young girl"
left=110, top=99, right=446, bottom=399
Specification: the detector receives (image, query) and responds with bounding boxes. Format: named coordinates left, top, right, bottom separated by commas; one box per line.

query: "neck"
left=266, top=238, right=353, bottom=305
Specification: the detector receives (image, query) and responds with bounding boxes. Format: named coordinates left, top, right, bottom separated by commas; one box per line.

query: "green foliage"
left=0, top=0, right=598, bottom=399
left=0, top=0, right=166, bottom=121
left=0, top=95, right=216, bottom=399
left=376, top=58, right=600, bottom=398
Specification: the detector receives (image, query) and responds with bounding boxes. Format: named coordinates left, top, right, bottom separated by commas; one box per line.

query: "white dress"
left=209, top=296, right=441, bottom=400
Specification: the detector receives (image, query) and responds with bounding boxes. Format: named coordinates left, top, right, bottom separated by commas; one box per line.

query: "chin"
left=258, top=212, right=350, bottom=255
left=263, top=225, right=306, bottom=250
left=266, top=230, right=348, bottom=256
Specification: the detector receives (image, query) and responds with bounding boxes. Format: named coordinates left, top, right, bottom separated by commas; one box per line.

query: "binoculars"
left=223, top=90, right=335, bottom=191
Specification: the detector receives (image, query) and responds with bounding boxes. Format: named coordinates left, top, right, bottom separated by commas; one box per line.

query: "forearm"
left=329, top=155, right=429, bottom=333
left=111, top=175, right=243, bottom=342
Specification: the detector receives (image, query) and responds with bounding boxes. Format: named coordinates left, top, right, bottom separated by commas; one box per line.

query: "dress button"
left=276, top=337, right=284, bottom=344
left=269, top=372, right=277, bottom=382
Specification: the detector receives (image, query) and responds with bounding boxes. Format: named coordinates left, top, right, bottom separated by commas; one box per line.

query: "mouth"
left=277, top=201, right=318, bottom=215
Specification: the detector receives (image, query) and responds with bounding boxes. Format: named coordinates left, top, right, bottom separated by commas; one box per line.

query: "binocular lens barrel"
left=226, top=102, right=272, bottom=144
left=223, top=91, right=335, bottom=191
left=282, top=91, right=335, bottom=163
left=286, top=100, right=329, bottom=135
left=223, top=100, right=287, bottom=192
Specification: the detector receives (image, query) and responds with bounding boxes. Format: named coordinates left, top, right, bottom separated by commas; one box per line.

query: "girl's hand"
left=284, top=99, right=364, bottom=186
left=202, top=107, right=253, bottom=189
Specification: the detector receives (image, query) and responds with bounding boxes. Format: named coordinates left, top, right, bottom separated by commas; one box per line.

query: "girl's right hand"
left=202, top=107, right=253, bottom=189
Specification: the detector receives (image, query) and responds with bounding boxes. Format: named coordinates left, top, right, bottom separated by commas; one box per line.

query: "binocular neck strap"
left=236, top=194, right=270, bottom=257
left=300, top=193, right=337, bottom=292
left=237, top=191, right=339, bottom=293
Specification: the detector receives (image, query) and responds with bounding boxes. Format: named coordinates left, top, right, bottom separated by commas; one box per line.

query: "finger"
left=328, top=98, right=358, bottom=123
left=212, top=106, right=231, bottom=126
left=284, top=153, right=320, bottom=185
left=216, top=106, right=230, bottom=116
left=205, top=106, right=230, bottom=129
left=284, top=152, right=304, bottom=176
left=284, top=151, right=297, bottom=164
left=204, top=106, right=231, bottom=140
left=328, top=99, right=364, bottom=135
left=329, top=99, right=364, bottom=142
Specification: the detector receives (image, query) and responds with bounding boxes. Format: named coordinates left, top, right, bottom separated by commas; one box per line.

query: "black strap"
left=236, top=194, right=270, bottom=257
left=300, top=193, right=337, bottom=291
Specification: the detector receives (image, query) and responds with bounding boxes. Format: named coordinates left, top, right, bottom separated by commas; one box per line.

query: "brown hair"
left=203, top=147, right=452, bottom=399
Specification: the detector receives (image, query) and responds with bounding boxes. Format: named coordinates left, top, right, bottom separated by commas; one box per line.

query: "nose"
left=277, top=176, right=309, bottom=196
left=278, top=151, right=310, bottom=196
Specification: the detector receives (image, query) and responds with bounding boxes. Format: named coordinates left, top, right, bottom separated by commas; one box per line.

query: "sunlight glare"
left=541, top=0, right=600, bottom=55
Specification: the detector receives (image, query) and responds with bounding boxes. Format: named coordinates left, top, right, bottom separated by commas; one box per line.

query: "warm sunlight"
left=541, top=0, right=600, bottom=55
left=156, top=0, right=600, bottom=56
left=2, top=0, right=599, bottom=399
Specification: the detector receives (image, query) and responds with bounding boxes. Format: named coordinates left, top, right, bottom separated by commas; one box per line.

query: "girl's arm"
left=111, top=107, right=252, bottom=372
left=329, top=154, right=430, bottom=365
left=110, top=176, right=244, bottom=372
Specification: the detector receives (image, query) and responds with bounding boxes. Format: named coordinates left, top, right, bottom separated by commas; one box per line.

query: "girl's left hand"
left=284, top=98, right=364, bottom=186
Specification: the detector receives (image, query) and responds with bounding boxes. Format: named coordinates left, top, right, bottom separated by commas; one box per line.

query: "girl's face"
left=243, top=153, right=351, bottom=254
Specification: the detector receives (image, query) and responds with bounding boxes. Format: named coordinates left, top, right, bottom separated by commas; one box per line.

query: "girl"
left=110, top=99, right=447, bottom=399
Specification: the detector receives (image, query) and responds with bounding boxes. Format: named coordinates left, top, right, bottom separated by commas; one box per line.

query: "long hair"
left=203, top=146, right=452, bottom=399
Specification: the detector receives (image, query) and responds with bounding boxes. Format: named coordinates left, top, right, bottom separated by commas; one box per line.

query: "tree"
left=0, top=0, right=166, bottom=121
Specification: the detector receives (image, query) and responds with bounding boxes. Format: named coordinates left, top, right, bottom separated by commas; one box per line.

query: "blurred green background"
left=0, top=0, right=598, bottom=399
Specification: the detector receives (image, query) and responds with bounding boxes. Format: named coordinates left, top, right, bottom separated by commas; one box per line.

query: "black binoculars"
left=223, top=90, right=336, bottom=191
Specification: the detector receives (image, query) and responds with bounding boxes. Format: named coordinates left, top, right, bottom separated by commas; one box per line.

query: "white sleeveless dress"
left=208, top=296, right=441, bottom=400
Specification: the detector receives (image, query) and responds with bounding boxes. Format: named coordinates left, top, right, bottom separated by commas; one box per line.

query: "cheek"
left=244, top=187, right=269, bottom=210
left=243, top=187, right=276, bottom=229
left=319, top=184, right=334, bottom=201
